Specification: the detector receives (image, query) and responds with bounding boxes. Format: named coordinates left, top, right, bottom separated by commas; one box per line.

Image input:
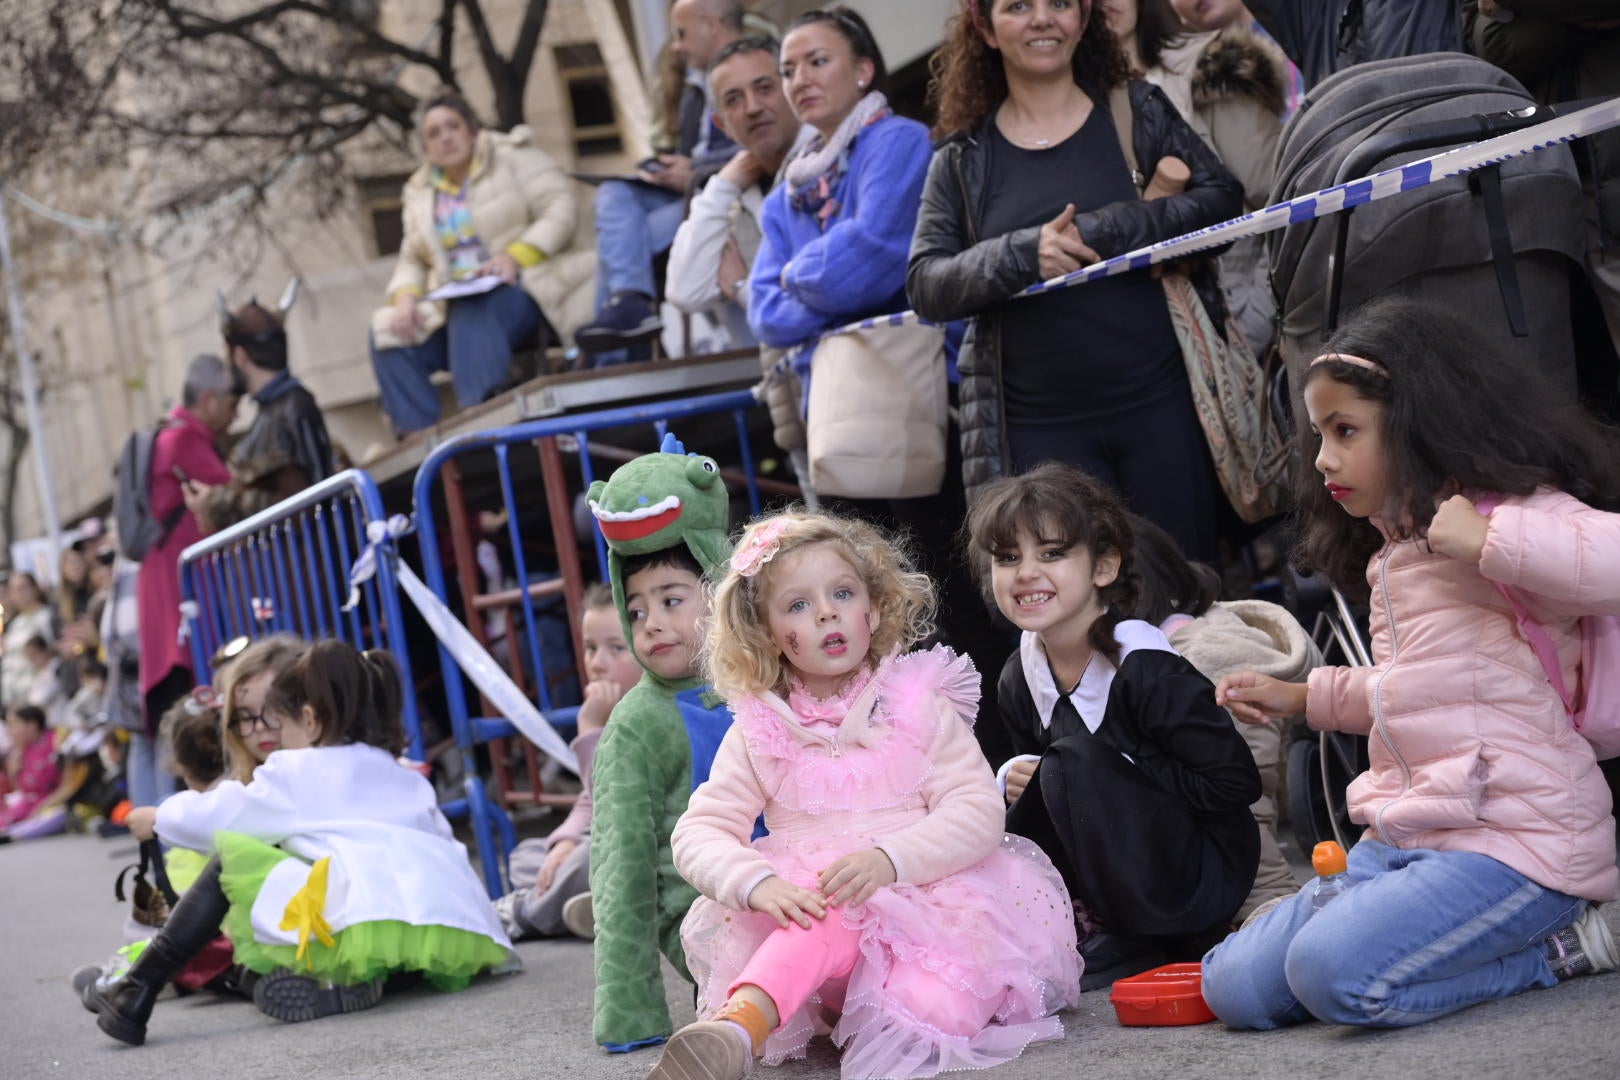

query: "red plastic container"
left=1107, top=962, right=1217, bottom=1026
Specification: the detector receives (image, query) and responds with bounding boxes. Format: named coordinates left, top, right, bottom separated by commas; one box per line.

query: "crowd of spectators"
left=15, top=0, right=1620, bottom=829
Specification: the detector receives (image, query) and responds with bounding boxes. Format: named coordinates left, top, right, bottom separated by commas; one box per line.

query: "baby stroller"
left=1267, top=53, right=1590, bottom=395
left=1280, top=567, right=1371, bottom=855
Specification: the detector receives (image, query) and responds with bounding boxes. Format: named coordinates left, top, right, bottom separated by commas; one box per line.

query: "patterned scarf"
left=785, top=91, right=891, bottom=230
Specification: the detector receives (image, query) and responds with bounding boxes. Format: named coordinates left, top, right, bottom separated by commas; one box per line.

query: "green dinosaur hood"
left=586, top=433, right=732, bottom=690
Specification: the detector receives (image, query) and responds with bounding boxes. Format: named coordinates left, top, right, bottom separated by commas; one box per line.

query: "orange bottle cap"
left=1312, top=841, right=1348, bottom=877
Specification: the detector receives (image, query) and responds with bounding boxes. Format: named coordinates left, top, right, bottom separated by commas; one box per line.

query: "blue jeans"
left=126, top=729, right=176, bottom=810
left=593, top=180, right=685, bottom=300
left=1201, top=840, right=1584, bottom=1029
left=371, top=283, right=540, bottom=433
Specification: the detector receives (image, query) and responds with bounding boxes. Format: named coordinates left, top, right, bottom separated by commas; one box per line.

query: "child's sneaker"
left=563, top=892, right=596, bottom=940
left=251, top=968, right=385, bottom=1022
left=493, top=889, right=529, bottom=940
left=1544, top=904, right=1620, bottom=980
left=645, top=1019, right=753, bottom=1080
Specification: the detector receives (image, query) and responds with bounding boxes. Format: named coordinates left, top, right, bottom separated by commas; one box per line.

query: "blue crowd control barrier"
left=412, top=388, right=783, bottom=896
left=178, top=469, right=425, bottom=763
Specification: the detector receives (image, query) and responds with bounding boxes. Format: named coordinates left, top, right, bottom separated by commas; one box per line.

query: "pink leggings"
left=728, top=916, right=999, bottom=1038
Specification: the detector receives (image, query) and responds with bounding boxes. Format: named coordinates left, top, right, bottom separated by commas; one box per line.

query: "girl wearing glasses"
left=92, top=640, right=511, bottom=1046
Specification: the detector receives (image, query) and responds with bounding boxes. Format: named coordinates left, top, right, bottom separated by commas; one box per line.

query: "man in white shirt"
left=665, top=35, right=801, bottom=351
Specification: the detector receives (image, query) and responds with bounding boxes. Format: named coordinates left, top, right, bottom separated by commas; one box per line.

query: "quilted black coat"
left=906, top=80, right=1243, bottom=505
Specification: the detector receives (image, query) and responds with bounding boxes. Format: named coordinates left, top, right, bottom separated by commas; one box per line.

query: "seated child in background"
left=965, top=462, right=1262, bottom=990
left=1, top=704, right=62, bottom=839
left=585, top=434, right=735, bottom=1051
left=1129, top=515, right=1321, bottom=922
left=495, top=582, right=642, bottom=942
left=652, top=512, right=1079, bottom=1080
left=24, top=635, right=70, bottom=730
left=218, top=635, right=308, bottom=783
left=73, top=686, right=235, bottom=1006
left=70, top=657, right=109, bottom=730
left=88, top=641, right=512, bottom=1047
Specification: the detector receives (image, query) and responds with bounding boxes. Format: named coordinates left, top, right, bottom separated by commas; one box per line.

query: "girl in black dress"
left=964, top=461, right=1260, bottom=988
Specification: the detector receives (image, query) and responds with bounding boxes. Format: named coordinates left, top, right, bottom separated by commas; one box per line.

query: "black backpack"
left=113, top=420, right=184, bottom=562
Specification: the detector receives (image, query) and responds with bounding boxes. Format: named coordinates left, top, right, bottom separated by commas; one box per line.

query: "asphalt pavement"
left=4, top=833, right=1619, bottom=1080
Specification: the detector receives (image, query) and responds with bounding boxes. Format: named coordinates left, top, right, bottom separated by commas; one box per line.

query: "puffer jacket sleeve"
left=1075, top=83, right=1244, bottom=259
left=907, top=143, right=1043, bottom=322
left=1305, top=664, right=1378, bottom=736
left=672, top=725, right=776, bottom=910
left=384, top=181, right=434, bottom=301
left=1479, top=493, right=1620, bottom=616
left=873, top=697, right=1005, bottom=885
left=503, top=139, right=579, bottom=260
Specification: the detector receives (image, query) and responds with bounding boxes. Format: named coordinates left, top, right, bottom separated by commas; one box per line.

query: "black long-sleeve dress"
left=1000, top=622, right=1262, bottom=940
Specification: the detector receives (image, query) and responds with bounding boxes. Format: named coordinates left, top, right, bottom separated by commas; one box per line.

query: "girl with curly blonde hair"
left=645, top=511, right=1078, bottom=1080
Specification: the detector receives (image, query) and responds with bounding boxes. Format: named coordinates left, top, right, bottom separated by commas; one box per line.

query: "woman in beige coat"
left=370, top=91, right=595, bottom=433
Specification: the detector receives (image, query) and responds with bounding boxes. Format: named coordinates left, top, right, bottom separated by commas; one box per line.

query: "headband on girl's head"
left=1310, top=352, right=1389, bottom=377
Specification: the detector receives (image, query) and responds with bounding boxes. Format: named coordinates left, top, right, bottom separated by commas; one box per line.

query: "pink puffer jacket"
left=1306, top=488, right=1619, bottom=901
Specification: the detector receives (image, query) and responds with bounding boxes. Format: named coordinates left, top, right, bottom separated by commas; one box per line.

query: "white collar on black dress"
left=1019, top=620, right=1178, bottom=733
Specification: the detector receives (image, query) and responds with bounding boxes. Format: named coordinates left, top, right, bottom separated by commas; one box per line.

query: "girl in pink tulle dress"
left=648, top=512, right=1080, bottom=1080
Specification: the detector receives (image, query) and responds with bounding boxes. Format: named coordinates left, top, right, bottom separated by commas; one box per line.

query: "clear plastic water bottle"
left=1311, top=841, right=1350, bottom=911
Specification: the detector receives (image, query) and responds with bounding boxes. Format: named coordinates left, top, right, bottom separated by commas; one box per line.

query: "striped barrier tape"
left=808, top=95, right=1620, bottom=341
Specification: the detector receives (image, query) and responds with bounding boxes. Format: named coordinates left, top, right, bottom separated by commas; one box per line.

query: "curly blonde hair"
left=219, top=634, right=307, bottom=782
left=705, top=511, right=936, bottom=701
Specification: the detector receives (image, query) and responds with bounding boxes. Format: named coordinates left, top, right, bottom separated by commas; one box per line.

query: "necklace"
left=1034, top=138, right=1051, bottom=148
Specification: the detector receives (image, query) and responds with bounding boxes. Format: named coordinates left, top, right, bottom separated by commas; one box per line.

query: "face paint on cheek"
left=786, top=631, right=800, bottom=655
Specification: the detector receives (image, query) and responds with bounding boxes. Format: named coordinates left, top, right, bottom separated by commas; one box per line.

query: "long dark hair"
left=1128, top=513, right=1221, bottom=626
left=1136, top=0, right=1188, bottom=71
left=1295, top=294, right=1620, bottom=598
left=787, top=6, right=889, bottom=95
left=964, top=462, right=1140, bottom=664
left=264, top=639, right=405, bottom=756
left=929, top=0, right=1132, bottom=139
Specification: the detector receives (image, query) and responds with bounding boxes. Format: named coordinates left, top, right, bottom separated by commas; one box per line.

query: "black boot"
left=89, top=856, right=230, bottom=1046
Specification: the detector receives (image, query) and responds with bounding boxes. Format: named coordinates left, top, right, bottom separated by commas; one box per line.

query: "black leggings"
left=1007, top=385, right=1223, bottom=562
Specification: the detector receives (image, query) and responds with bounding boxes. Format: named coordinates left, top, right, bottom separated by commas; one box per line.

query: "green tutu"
left=165, top=847, right=210, bottom=893
left=216, top=832, right=507, bottom=992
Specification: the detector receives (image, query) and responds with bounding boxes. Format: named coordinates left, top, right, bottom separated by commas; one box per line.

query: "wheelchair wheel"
left=1287, top=730, right=1366, bottom=854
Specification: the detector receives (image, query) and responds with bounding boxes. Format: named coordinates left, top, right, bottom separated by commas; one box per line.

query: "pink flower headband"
left=1310, top=352, right=1388, bottom=376
left=732, top=518, right=792, bottom=578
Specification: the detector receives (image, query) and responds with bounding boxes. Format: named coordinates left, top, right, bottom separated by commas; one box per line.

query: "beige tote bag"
left=805, top=321, right=949, bottom=499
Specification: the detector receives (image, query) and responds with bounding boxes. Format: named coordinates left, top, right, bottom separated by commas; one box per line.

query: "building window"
left=358, top=174, right=411, bottom=258
left=555, top=43, right=623, bottom=158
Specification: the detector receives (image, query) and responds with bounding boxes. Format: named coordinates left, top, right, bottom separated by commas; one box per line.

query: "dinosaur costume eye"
left=687, top=457, right=721, bottom=488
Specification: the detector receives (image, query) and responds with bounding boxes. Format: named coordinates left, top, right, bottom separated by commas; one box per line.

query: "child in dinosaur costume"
left=586, top=433, right=735, bottom=1051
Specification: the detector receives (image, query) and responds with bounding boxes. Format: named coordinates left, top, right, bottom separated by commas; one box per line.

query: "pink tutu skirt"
left=682, top=831, right=1081, bottom=1079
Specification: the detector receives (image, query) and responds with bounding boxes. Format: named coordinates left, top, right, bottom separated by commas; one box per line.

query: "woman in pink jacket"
left=1204, top=295, right=1620, bottom=1030
left=646, top=512, right=1079, bottom=1080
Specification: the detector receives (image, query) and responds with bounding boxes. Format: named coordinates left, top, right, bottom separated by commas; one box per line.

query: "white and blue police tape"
left=811, top=95, right=1620, bottom=341
left=346, top=515, right=580, bottom=774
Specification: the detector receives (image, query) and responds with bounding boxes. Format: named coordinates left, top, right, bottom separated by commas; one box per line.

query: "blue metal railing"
left=411, top=389, right=772, bottom=895
left=178, top=469, right=424, bottom=762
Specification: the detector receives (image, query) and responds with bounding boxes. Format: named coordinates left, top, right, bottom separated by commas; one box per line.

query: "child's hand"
left=536, top=839, right=577, bottom=892
left=1005, top=758, right=1037, bottom=805
left=126, top=806, right=158, bottom=842
left=1429, top=494, right=1490, bottom=564
left=818, top=849, right=897, bottom=908
left=747, top=875, right=827, bottom=929
left=576, top=680, right=626, bottom=734
left=1216, top=672, right=1308, bottom=724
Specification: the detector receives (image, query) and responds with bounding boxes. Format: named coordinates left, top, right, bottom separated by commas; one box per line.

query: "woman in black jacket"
left=908, top=0, right=1242, bottom=559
